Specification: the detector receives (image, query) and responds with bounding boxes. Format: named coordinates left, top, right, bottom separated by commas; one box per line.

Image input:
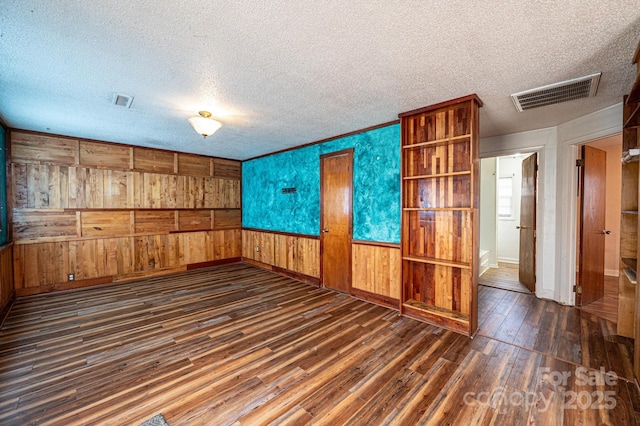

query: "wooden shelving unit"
left=399, top=95, right=482, bottom=336
left=618, top=39, right=640, bottom=380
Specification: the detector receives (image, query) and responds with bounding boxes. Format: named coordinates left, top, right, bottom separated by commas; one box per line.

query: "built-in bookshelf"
left=621, top=39, right=640, bottom=379
left=399, top=95, right=482, bottom=336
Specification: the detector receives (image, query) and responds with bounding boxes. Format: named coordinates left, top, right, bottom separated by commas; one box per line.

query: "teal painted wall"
left=0, top=126, right=6, bottom=245
left=242, top=123, right=400, bottom=243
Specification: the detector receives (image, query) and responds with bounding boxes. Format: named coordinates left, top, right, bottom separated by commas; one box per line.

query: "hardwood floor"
left=479, top=262, right=531, bottom=294
left=0, top=263, right=638, bottom=425
left=578, top=275, right=619, bottom=324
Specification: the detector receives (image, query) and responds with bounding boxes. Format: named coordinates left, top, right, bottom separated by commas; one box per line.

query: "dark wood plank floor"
left=0, top=263, right=638, bottom=425
left=479, top=262, right=530, bottom=294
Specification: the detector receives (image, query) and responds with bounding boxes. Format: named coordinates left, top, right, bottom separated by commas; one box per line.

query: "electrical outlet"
left=68, top=273, right=74, bottom=281
left=255, top=245, right=260, bottom=252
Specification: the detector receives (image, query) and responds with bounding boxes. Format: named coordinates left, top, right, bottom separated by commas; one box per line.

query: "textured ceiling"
left=1, top=1, right=639, bottom=160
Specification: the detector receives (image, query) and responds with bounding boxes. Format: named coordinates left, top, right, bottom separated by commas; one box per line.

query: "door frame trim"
left=480, top=146, right=542, bottom=299
left=319, top=148, right=354, bottom=291
left=576, top=144, right=608, bottom=306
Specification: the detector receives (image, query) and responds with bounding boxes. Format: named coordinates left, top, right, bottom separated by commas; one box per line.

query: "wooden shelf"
left=403, top=171, right=471, bottom=180
left=622, top=257, right=637, bottom=272
left=402, top=134, right=470, bottom=149
left=624, top=102, right=640, bottom=129
left=402, top=299, right=470, bottom=334
left=623, top=269, right=637, bottom=285
left=621, top=38, right=640, bottom=381
left=402, top=255, right=470, bottom=269
left=627, top=74, right=640, bottom=105
left=403, top=299, right=469, bottom=320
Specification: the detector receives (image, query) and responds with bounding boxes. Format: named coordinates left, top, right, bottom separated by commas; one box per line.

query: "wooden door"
left=320, top=149, right=353, bottom=293
left=518, top=153, right=537, bottom=292
left=577, top=145, right=607, bottom=306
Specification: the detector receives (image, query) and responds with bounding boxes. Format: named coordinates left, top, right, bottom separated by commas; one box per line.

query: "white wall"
left=479, top=158, right=497, bottom=270
left=496, top=155, right=525, bottom=263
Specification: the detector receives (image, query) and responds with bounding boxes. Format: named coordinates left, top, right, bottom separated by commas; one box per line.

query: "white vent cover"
left=511, top=73, right=601, bottom=112
left=112, top=93, right=134, bottom=108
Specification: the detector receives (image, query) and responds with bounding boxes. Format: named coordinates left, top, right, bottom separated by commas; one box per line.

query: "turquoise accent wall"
left=242, top=123, right=400, bottom=243
left=0, top=126, right=6, bottom=245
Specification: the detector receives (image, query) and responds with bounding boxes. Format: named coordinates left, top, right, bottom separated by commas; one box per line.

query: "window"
left=498, top=177, right=514, bottom=220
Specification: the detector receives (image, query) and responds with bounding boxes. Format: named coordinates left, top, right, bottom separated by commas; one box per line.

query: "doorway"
left=320, top=149, right=353, bottom=293
left=478, top=153, right=537, bottom=294
left=575, top=135, right=621, bottom=322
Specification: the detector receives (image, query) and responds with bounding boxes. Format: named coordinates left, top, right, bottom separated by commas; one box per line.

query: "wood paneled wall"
left=9, top=131, right=242, bottom=295
left=0, top=244, right=14, bottom=325
left=242, top=229, right=320, bottom=284
left=351, top=242, right=401, bottom=305
left=242, top=229, right=401, bottom=308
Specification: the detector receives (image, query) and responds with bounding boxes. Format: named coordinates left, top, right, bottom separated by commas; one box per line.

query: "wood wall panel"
left=102, top=170, right=131, bottom=208
left=13, top=230, right=240, bottom=294
left=352, top=243, right=400, bottom=300
left=243, top=230, right=402, bottom=300
left=81, top=211, right=132, bottom=237
left=9, top=130, right=242, bottom=295
left=5, top=171, right=246, bottom=212
left=133, top=147, right=175, bottom=173
left=213, top=178, right=241, bottom=208
left=273, top=234, right=320, bottom=278
left=213, top=159, right=241, bottom=179
left=178, top=210, right=212, bottom=231
left=135, top=234, right=183, bottom=272
left=178, top=154, right=211, bottom=176
left=212, top=230, right=242, bottom=259
left=213, top=209, right=241, bottom=230
left=12, top=211, right=78, bottom=240
left=79, top=141, right=130, bottom=169
left=181, top=176, right=206, bottom=208
left=242, top=230, right=275, bottom=268
left=135, top=211, right=176, bottom=233
left=11, top=133, right=77, bottom=165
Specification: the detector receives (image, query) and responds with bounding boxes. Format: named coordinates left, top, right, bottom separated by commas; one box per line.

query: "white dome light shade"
left=188, top=111, right=222, bottom=138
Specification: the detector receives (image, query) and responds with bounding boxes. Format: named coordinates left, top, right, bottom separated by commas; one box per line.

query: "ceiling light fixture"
left=188, top=111, right=222, bottom=138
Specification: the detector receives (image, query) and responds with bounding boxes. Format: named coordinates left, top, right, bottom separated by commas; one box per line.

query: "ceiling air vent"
left=112, top=93, right=134, bottom=109
left=511, top=73, right=601, bottom=112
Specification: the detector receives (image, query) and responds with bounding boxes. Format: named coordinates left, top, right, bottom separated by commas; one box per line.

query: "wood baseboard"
left=17, top=276, right=114, bottom=297
left=241, top=258, right=320, bottom=286
left=187, top=257, right=242, bottom=270
left=242, top=258, right=273, bottom=270
left=0, top=290, right=16, bottom=327
left=272, top=266, right=320, bottom=287
left=16, top=258, right=243, bottom=296
left=350, top=287, right=399, bottom=310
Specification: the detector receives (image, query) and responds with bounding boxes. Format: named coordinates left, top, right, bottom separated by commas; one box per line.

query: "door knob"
left=322, top=228, right=329, bottom=233
left=601, top=230, right=611, bottom=235
left=516, top=226, right=529, bottom=230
